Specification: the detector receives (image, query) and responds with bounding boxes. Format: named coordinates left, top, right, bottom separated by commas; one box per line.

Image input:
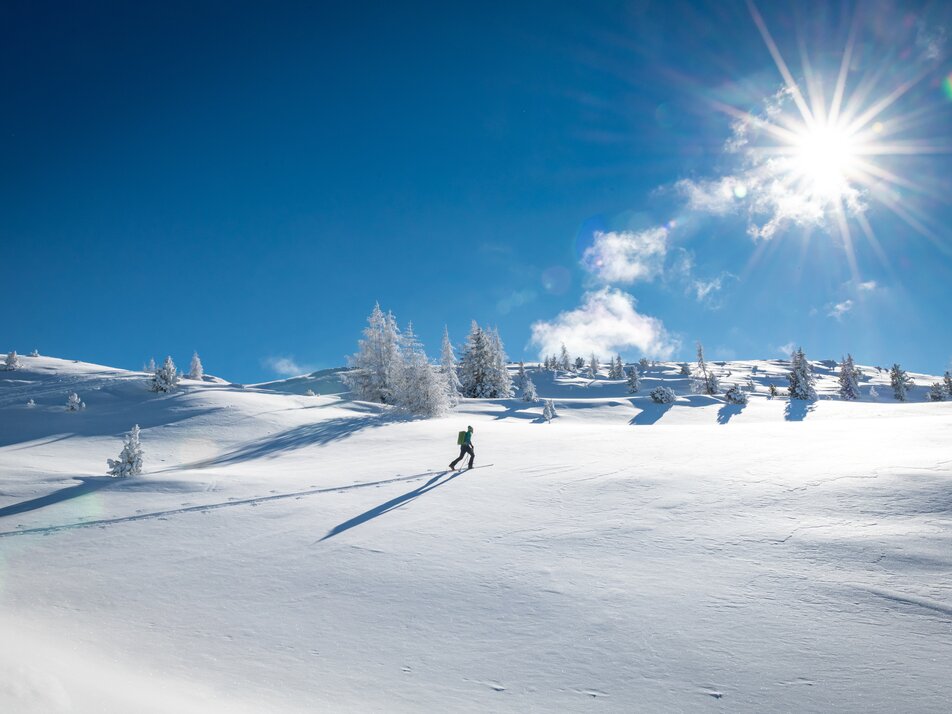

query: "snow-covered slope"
left=1, top=354, right=951, bottom=712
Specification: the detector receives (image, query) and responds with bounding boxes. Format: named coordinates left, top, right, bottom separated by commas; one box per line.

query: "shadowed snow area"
left=1, top=355, right=951, bottom=712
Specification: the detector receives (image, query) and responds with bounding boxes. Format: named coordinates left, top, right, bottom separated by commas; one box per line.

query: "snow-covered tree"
left=29, top=349, right=39, bottom=357
left=606, top=355, right=623, bottom=379
left=638, top=357, right=650, bottom=371
left=928, top=383, right=946, bottom=401
left=66, top=392, right=85, bottom=411
left=574, top=356, right=585, bottom=371
left=787, top=347, right=817, bottom=400
left=768, top=384, right=779, bottom=398
left=189, top=351, right=204, bottom=380
left=304, top=388, right=316, bottom=396
left=679, top=362, right=690, bottom=376
left=944, top=371, right=952, bottom=397
left=542, top=355, right=553, bottom=371
left=145, top=357, right=156, bottom=373
left=650, top=386, right=676, bottom=404
left=3, top=351, right=20, bottom=370
left=837, top=354, right=860, bottom=400
left=343, top=303, right=401, bottom=404
left=522, top=376, right=538, bottom=402
left=625, top=365, right=641, bottom=394
left=889, top=363, right=913, bottom=402
left=459, top=322, right=511, bottom=398
left=589, top=353, right=600, bottom=377
left=543, top=399, right=557, bottom=422
left=724, top=385, right=749, bottom=405
left=869, top=385, right=879, bottom=398
left=692, top=343, right=719, bottom=395
left=151, top=356, right=180, bottom=393
left=26, top=398, right=35, bottom=408
left=559, top=344, right=572, bottom=372
left=516, top=360, right=527, bottom=389
left=107, top=424, right=143, bottom=477
left=489, top=328, right=513, bottom=397
left=392, top=323, right=449, bottom=417
left=440, top=327, right=462, bottom=404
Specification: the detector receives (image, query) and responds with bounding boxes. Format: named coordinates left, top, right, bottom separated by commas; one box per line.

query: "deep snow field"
left=1, top=354, right=951, bottom=713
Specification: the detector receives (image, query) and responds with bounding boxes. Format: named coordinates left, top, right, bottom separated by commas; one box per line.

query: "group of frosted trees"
left=515, top=362, right=557, bottom=422
left=146, top=352, right=204, bottom=393
left=343, top=304, right=513, bottom=417
left=540, top=346, right=625, bottom=380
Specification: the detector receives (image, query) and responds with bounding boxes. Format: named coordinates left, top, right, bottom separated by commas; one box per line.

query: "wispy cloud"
left=581, top=228, right=668, bottom=284
left=262, top=356, right=316, bottom=377
left=530, top=287, right=678, bottom=360
left=857, top=280, right=878, bottom=292
left=827, top=299, right=854, bottom=320
left=776, top=341, right=796, bottom=357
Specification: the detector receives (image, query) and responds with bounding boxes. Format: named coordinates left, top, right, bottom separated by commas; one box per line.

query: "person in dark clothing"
left=449, top=426, right=475, bottom=470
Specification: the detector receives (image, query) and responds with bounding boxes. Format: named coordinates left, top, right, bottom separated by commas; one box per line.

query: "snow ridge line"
left=0, top=469, right=452, bottom=538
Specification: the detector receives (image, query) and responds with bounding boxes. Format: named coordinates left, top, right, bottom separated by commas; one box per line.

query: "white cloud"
left=827, top=299, right=854, bottom=320
left=676, top=177, right=745, bottom=216
left=581, top=228, right=668, bottom=284
left=530, top=288, right=678, bottom=360
left=857, top=280, right=878, bottom=292
left=263, top=356, right=315, bottom=377
left=776, top=342, right=796, bottom=357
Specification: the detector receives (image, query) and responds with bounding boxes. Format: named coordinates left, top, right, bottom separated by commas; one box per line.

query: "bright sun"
left=790, top=122, right=860, bottom=195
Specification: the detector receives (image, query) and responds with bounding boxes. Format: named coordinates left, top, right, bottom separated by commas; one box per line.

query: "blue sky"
left=2, top=0, right=950, bottom=381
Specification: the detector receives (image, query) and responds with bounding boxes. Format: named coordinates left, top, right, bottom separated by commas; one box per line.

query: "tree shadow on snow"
left=629, top=394, right=718, bottom=425
left=630, top=402, right=673, bottom=425
left=784, top=399, right=816, bottom=421
left=717, top=403, right=746, bottom=424
left=318, top=470, right=464, bottom=542
left=0, top=476, right=114, bottom=519
left=186, top=414, right=397, bottom=469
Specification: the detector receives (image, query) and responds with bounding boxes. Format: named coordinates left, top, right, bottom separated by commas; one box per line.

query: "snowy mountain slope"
left=1, top=355, right=951, bottom=712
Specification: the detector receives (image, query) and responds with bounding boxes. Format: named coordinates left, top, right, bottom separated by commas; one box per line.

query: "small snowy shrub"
left=522, top=376, right=538, bottom=402
left=638, top=357, right=650, bottom=370
left=650, top=386, right=676, bottom=404
left=66, top=392, right=85, bottom=411
left=768, top=384, right=779, bottom=398
left=26, top=398, right=35, bottom=408
left=304, top=388, right=316, bottom=396
left=542, top=399, right=557, bottom=422
left=107, top=424, right=143, bottom=477
left=869, top=385, right=879, bottom=398
left=3, top=351, right=21, bottom=370
left=151, top=356, right=179, bottom=393
left=724, top=385, right=748, bottom=405
left=189, top=351, right=204, bottom=380
left=30, top=349, right=39, bottom=357
left=928, top=383, right=946, bottom=401
left=574, top=356, right=585, bottom=371
left=679, top=362, right=691, bottom=376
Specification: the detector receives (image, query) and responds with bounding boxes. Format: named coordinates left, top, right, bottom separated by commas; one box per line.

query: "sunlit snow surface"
left=1, top=355, right=951, bottom=712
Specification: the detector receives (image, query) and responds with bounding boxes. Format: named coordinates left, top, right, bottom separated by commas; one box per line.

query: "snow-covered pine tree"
left=146, top=357, right=156, bottom=373
left=26, top=398, right=35, bottom=408
left=522, top=376, right=538, bottom=402
left=625, top=365, right=641, bottom=393
left=30, top=349, right=39, bottom=357
left=3, top=351, right=20, bottom=370
left=869, top=385, right=879, bottom=398
left=559, top=344, right=572, bottom=372
left=787, top=347, right=817, bottom=400
left=489, top=328, right=513, bottom=397
left=607, top=355, right=622, bottom=379
left=650, top=386, right=676, bottom=404
left=928, top=382, right=946, bottom=401
left=679, top=362, right=691, bottom=376
left=691, top=342, right=719, bottom=395
left=516, top=360, right=527, bottom=389
left=66, top=392, right=85, bottom=411
left=543, top=399, right=557, bottom=422
left=343, top=303, right=401, bottom=404
left=837, top=354, right=860, bottom=400
left=574, top=356, right=585, bottom=371
left=189, top=351, right=204, bottom=380
left=944, top=371, right=952, bottom=397
left=304, top=388, right=316, bottom=396
left=151, top=356, right=180, bottom=393
left=768, top=383, right=779, bottom=397
left=638, top=357, right=649, bottom=371
left=392, top=323, right=449, bottom=417
left=107, top=424, right=143, bottom=477
left=440, top=326, right=462, bottom=404
left=459, top=322, right=495, bottom=398
left=889, top=363, right=913, bottom=401
left=724, top=385, right=748, bottom=404
left=589, top=353, right=600, bottom=377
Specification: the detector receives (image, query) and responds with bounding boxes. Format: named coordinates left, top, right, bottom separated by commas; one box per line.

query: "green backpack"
left=457, top=430, right=467, bottom=445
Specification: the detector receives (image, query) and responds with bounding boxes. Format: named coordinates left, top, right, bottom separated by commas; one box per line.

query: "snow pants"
left=450, top=444, right=475, bottom=469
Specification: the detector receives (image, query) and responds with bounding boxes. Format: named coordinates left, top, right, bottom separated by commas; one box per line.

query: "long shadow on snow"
left=784, top=399, right=816, bottom=421
left=717, top=402, right=747, bottom=424
left=189, top=414, right=397, bottom=468
left=0, top=477, right=114, bottom=519
left=630, top=394, right=719, bottom=425
left=318, top=470, right=464, bottom=542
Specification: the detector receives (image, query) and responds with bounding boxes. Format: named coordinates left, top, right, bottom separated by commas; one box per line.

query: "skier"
left=449, top=425, right=475, bottom=470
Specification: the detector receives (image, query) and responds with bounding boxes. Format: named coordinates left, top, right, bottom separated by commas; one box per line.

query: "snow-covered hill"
left=1, top=354, right=951, bottom=712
